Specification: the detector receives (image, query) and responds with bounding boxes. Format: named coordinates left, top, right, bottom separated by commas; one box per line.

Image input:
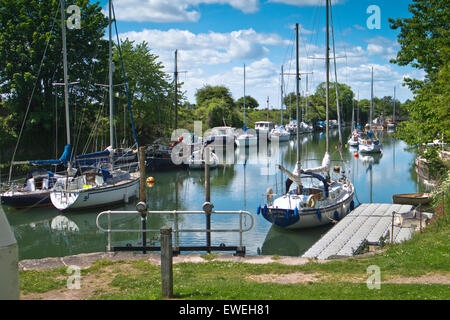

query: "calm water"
left=3, top=128, right=431, bottom=260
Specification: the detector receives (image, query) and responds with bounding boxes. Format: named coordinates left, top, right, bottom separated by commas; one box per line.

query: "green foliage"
left=112, top=39, right=173, bottom=144
left=389, top=0, right=450, bottom=86
left=0, top=0, right=108, bottom=159
left=195, top=85, right=235, bottom=108
left=0, top=1, right=176, bottom=161
left=20, top=267, right=67, bottom=294
left=236, top=95, right=259, bottom=110
left=193, top=85, right=242, bottom=129
left=389, top=0, right=449, bottom=149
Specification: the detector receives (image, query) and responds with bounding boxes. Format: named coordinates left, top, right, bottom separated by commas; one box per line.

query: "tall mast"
left=305, top=73, right=309, bottom=123
left=243, top=64, right=246, bottom=127
left=295, top=23, right=300, bottom=166
left=357, top=90, right=360, bottom=127
left=280, top=65, right=284, bottom=126
left=351, top=98, right=355, bottom=131
left=109, top=0, right=114, bottom=150
left=370, top=66, right=373, bottom=131
left=61, top=0, right=71, bottom=171
left=325, top=0, right=330, bottom=153
left=174, top=49, right=178, bottom=130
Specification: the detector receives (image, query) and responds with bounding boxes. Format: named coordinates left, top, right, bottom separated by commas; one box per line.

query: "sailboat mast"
left=281, top=65, right=284, bottom=126
left=305, top=73, right=309, bottom=123
left=357, top=90, right=360, bottom=127
left=370, top=66, right=373, bottom=131
left=174, top=49, right=178, bottom=130
left=109, top=0, right=114, bottom=150
left=61, top=0, right=71, bottom=171
left=243, top=64, right=246, bottom=127
left=325, top=0, right=330, bottom=153
left=351, top=98, right=355, bottom=131
left=295, top=23, right=300, bottom=166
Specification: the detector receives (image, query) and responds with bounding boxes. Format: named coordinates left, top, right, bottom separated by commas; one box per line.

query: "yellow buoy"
left=146, top=177, right=155, bottom=183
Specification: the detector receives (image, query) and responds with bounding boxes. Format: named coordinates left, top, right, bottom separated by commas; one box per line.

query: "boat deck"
left=302, top=203, right=422, bottom=260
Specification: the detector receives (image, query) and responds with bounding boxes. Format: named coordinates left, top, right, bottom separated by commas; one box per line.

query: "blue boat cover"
left=28, top=144, right=72, bottom=165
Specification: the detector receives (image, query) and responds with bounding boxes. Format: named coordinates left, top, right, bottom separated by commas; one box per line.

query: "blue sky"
left=95, top=0, right=422, bottom=108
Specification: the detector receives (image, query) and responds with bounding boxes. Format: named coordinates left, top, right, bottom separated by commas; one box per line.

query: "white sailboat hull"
left=50, top=172, right=140, bottom=210
left=359, top=141, right=382, bottom=153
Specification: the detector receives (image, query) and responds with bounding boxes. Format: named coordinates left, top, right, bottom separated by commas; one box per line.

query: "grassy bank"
left=19, top=200, right=449, bottom=300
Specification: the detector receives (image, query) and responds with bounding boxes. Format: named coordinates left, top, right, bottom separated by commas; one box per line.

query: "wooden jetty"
left=302, top=203, right=431, bottom=260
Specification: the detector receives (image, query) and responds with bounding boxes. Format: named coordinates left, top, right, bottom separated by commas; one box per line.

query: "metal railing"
left=96, top=209, right=254, bottom=255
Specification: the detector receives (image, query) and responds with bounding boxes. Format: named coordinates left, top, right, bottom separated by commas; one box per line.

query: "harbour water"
left=3, top=128, right=431, bottom=260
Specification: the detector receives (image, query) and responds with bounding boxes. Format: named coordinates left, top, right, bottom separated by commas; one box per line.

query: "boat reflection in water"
left=260, top=224, right=331, bottom=256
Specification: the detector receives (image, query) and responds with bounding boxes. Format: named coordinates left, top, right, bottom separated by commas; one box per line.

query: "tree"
left=195, top=85, right=235, bottom=108
left=314, top=82, right=354, bottom=122
left=194, top=85, right=240, bottom=128
left=389, top=0, right=450, bottom=146
left=389, top=0, right=449, bottom=89
left=0, top=0, right=108, bottom=159
left=113, top=39, right=172, bottom=144
left=236, top=95, right=259, bottom=110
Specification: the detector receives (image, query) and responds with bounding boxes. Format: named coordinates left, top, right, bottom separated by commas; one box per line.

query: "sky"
left=96, top=0, right=423, bottom=109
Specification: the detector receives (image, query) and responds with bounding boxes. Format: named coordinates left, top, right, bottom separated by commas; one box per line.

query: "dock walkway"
left=302, top=203, right=422, bottom=260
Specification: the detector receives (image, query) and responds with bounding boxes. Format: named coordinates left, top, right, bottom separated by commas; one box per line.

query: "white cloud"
left=120, top=28, right=288, bottom=67
left=110, top=0, right=259, bottom=23
left=119, top=26, right=414, bottom=108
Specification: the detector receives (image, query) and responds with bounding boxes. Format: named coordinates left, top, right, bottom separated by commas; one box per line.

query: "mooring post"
left=205, top=146, right=211, bottom=252
left=160, top=226, right=173, bottom=298
left=139, top=146, right=147, bottom=254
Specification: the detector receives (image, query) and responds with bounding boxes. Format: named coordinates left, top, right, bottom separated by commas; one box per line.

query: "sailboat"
left=260, top=5, right=354, bottom=229
left=269, top=74, right=290, bottom=142
left=50, top=0, right=139, bottom=210
left=359, top=67, right=383, bottom=154
left=347, top=98, right=359, bottom=147
left=1, top=147, right=70, bottom=209
left=236, top=64, right=257, bottom=148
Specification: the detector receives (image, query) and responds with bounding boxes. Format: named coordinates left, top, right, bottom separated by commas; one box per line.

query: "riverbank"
left=19, top=204, right=449, bottom=300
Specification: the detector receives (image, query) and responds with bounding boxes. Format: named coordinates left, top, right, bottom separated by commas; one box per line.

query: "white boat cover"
left=302, top=152, right=330, bottom=174
left=278, top=152, right=330, bottom=185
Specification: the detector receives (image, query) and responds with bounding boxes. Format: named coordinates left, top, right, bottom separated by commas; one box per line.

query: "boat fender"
left=286, top=210, right=290, bottom=220
left=257, top=205, right=261, bottom=215
left=294, top=207, right=298, bottom=217
left=263, top=204, right=267, bottom=215
left=306, top=195, right=316, bottom=208
left=333, top=210, right=339, bottom=221
left=317, top=209, right=322, bottom=221
left=350, top=200, right=355, bottom=211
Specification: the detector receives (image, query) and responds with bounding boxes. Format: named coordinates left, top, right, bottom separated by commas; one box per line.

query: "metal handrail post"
left=107, top=212, right=111, bottom=252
